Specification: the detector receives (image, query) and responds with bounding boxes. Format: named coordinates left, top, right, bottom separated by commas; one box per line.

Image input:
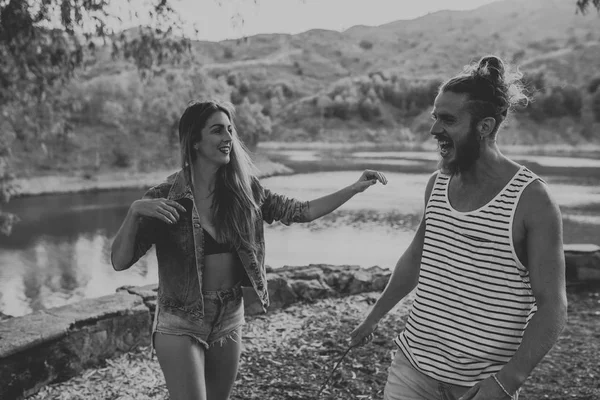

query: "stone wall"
left=564, top=244, right=600, bottom=283
left=1, top=245, right=599, bottom=400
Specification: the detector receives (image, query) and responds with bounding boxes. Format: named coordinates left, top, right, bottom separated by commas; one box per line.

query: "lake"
left=1, top=150, right=599, bottom=317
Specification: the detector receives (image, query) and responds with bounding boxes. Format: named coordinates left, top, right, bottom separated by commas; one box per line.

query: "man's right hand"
left=349, top=318, right=378, bottom=347
left=130, top=198, right=187, bottom=225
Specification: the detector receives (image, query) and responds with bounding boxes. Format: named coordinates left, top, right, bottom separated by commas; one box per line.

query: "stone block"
left=285, top=266, right=326, bottom=281
left=49, top=292, right=145, bottom=326
left=266, top=276, right=298, bottom=311
left=564, top=244, right=600, bottom=282
left=242, top=277, right=298, bottom=316
left=0, top=294, right=150, bottom=400
left=372, top=274, right=391, bottom=292
left=0, top=312, right=13, bottom=322
left=366, top=265, right=392, bottom=292
left=289, top=279, right=336, bottom=301
left=242, top=287, right=265, bottom=317
left=146, top=298, right=158, bottom=313
left=117, top=284, right=158, bottom=302
left=0, top=311, right=71, bottom=359
left=347, top=269, right=378, bottom=294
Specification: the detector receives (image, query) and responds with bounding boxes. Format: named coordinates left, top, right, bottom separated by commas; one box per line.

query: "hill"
left=185, top=0, right=600, bottom=143
left=189, top=0, right=599, bottom=82
left=9, top=0, right=600, bottom=177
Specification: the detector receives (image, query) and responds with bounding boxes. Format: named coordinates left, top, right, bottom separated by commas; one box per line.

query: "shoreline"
left=10, top=141, right=600, bottom=199
left=259, top=140, right=600, bottom=156
left=12, top=155, right=293, bottom=198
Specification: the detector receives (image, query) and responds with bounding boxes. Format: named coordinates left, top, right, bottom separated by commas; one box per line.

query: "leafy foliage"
left=0, top=148, right=18, bottom=236
left=520, top=71, right=584, bottom=121
left=0, top=1, right=190, bottom=105
left=359, top=40, right=374, bottom=50
left=576, top=0, right=600, bottom=14
left=68, top=68, right=269, bottom=157
left=588, top=76, right=600, bottom=94
left=592, top=89, right=600, bottom=122
left=234, top=97, right=272, bottom=149
left=0, top=0, right=190, bottom=235
left=311, top=72, right=442, bottom=122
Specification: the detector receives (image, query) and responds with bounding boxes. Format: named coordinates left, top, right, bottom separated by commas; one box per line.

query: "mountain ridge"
left=77, top=0, right=600, bottom=149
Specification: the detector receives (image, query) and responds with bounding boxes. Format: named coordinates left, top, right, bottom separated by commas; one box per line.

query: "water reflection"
left=1, top=166, right=599, bottom=318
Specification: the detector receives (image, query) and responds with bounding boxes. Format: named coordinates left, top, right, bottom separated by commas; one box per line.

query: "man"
left=350, top=55, right=567, bottom=400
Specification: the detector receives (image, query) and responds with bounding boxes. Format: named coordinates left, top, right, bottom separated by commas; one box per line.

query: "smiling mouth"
left=436, top=136, right=453, bottom=157
left=218, top=145, right=231, bottom=155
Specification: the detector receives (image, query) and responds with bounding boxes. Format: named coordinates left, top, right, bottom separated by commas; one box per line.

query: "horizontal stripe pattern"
left=396, top=167, right=538, bottom=386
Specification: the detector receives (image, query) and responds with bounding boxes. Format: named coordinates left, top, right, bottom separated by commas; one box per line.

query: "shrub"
left=226, top=73, right=238, bottom=87
left=358, top=98, right=381, bottom=121
left=112, top=146, right=132, bottom=168
left=560, top=86, right=583, bottom=117
left=330, top=95, right=350, bottom=120
left=520, top=71, right=584, bottom=121
left=592, top=89, right=600, bottom=123
left=588, top=76, right=600, bottom=94
left=235, top=98, right=272, bottom=149
left=223, top=47, right=234, bottom=59
left=359, top=40, right=374, bottom=50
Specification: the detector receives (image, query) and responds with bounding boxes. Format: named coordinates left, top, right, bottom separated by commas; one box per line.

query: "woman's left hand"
left=352, top=170, right=388, bottom=193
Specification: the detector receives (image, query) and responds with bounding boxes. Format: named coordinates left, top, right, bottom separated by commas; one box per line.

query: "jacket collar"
left=167, top=169, right=194, bottom=201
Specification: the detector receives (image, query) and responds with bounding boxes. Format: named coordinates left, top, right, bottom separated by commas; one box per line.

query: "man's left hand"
left=458, top=377, right=512, bottom=400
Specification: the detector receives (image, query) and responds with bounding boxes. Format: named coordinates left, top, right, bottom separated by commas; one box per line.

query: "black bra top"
left=203, top=228, right=234, bottom=255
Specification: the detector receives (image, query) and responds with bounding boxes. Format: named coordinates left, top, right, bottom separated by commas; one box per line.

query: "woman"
left=111, top=100, right=387, bottom=400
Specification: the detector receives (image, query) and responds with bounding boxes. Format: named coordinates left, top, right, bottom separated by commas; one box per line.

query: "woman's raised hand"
left=130, top=199, right=187, bottom=224
left=352, top=169, right=388, bottom=193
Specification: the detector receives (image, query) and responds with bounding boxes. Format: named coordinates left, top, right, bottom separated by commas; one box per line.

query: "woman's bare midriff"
left=202, top=253, right=245, bottom=291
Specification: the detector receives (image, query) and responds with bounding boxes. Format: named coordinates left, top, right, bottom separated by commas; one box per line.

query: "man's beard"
left=438, top=125, right=481, bottom=175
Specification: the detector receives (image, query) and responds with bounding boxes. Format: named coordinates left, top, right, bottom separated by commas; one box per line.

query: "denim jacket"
left=123, top=169, right=309, bottom=320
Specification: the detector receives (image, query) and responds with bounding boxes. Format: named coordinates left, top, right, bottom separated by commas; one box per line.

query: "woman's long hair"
left=178, top=100, right=260, bottom=250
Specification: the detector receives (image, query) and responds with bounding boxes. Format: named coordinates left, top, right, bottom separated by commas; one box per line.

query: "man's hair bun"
left=475, top=55, right=505, bottom=85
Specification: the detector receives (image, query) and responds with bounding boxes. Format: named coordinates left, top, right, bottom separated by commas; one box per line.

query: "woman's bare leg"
left=204, top=327, right=243, bottom=400
left=154, top=333, right=207, bottom=400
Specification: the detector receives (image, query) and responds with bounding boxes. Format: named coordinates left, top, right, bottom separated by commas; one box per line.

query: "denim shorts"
left=151, top=283, right=245, bottom=351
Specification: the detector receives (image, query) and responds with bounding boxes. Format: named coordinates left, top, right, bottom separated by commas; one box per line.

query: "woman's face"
left=194, top=111, right=233, bottom=168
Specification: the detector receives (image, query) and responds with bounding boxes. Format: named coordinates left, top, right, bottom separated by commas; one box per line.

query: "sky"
left=168, top=0, right=500, bottom=42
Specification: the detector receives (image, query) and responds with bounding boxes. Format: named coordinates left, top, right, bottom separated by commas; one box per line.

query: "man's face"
left=429, top=91, right=481, bottom=175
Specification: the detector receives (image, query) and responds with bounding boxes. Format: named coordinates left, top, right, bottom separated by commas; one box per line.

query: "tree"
left=576, top=0, right=600, bottom=13
left=0, top=146, right=18, bottom=236
left=588, top=76, right=600, bottom=94
left=592, top=89, right=600, bottom=123
left=0, top=0, right=190, bottom=235
left=235, top=97, right=272, bottom=149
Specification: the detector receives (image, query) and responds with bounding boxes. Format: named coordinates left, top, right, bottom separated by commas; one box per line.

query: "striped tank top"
left=395, top=165, right=540, bottom=387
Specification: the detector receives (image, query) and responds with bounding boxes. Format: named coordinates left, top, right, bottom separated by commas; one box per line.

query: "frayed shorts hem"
left=151, top=324, right=243, bottom=352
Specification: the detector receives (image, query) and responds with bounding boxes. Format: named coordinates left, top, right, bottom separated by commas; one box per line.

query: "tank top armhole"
left=425, top=170, right=444, bottom=209
left=509, top=172, right=543, bottom=273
